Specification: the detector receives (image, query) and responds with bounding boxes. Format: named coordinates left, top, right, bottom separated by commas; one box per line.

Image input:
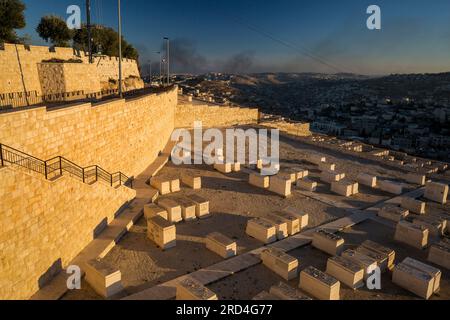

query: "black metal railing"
left=0, top=91, right=43, bottom=109
left=0, top=143, right=133, bottom=189
left=0, top=85, right=177, bottom=110
left=0, top=144, right=46, bottom=175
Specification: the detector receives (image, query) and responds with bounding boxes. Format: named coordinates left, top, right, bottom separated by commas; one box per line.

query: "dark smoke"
left=139, top=38, right=257, bottom=75
left=221, top=51, right=255, bottom=74
left=160, top=38, right=209, bottom=74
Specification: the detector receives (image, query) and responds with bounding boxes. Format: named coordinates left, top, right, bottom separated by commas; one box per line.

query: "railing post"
left=110, top=175, right=113, bottom=187
left=95, top=166, right=98, bottom=182
left=82, top=168, right=85, bottom=183
left=0, top=144, right=4, bottom=167
left=44, top=160, right=48, bottom=180
left=59, top=157, right=63, bottom=176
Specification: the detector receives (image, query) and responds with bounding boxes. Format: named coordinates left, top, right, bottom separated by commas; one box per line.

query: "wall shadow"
left=38, top=258, right=62, bottom=289
left=93, top=217, right=108, bottom=239
left=103, top=212, right=264, bottom=296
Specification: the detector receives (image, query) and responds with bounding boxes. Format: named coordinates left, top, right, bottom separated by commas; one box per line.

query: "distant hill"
left=361, top=72, right=450, bottom=99
left=229, top=71, right=450, bottom=100
left=232, top=72, right=374, bottom=86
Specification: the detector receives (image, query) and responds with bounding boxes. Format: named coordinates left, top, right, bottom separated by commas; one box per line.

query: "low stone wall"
left=175, top=102, right=259, bottom=128
left=0, top=87, right=178, bottom=178
left=259, top=120, right=312, bottom=137
left=96, top=56, right=140, bottom=83
left=0, top=43, right=142, bottom=107
left=0, top=166, right=136, bottom=299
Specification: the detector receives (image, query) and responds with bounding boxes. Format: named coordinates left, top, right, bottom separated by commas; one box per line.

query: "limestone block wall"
left=63, top=63, right=102, bottom=93
left=96, top=56, right=141, bottom=83
left=0, top=44, right=73, bottom=95
left=0, top=166, right=136, bottom=300
left=175, top=102, right=259, bottom=128
left=37, top=63, right=102, bottom=95
left=0, top=88, right=177, bottom=299
left=0, top=87, right=178, bottom=178
left=259, top=120, right=312, bottom=137
left=0, top=43, right=141, bottom=96
left=36, top=63, right=66, bottom=95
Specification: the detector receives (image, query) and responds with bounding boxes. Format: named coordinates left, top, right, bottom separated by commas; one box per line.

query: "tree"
left=123, top=43, right=139, bottom=61
left=73, top=24, right=139, bottom=60
left=0, top=0, right=26, bottom=43
left=36, top=15, right=72, bottom=47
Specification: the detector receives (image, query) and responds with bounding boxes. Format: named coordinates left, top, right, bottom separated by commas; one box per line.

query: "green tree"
left=0, top=0, right=26, bottom=43
left=73, top=24, right=139, bottom=60
left=36, top=15, right=72, bottom=47
left=123, top=43, right=139, bottom=61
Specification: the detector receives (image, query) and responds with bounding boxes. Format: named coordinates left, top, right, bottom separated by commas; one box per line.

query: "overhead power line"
left=229, top=15, right=356, bottom=74
left=96, top=0, right=103, bottom=26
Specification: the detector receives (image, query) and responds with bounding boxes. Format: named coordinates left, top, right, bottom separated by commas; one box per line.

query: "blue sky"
left=18, top=0, right=450, bottom=74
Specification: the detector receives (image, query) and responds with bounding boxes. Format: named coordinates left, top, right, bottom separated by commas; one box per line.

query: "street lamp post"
left=148, top=60, right=152, bottom=85
left=164, top=37, right=170, bottom=86
left=118, top=0, right=123, bottom=98
left=86, top=0, right=93, bottom=63
left=156, top=51, right=162, bottom=86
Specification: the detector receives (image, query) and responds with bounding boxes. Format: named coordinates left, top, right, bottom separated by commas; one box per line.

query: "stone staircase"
left=0, top=143, right=133, bottom=189
left=30, top=139, right=177, bottom=300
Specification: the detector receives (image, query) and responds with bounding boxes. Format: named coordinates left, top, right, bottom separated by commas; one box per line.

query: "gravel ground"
left=62, top=129, right=449, bottom=300
left=209, top=219, right=449, bottom=300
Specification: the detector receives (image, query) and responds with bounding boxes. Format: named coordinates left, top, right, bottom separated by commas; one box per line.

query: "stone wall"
left=96, top=56, right=141, bottom=83
left=0, top=88, right=266, bottom=299
left=0, top=88, right=178, bottom=299
left=0, top=87, right=178, bottom=178
left=0, top=43, right=141, bottom=96
left=36, top=63, right=66, bottom=95
left=259, top=119, right=312, bottom=137
left=37, top=62, right=102, bottom=95
left=175, top=102, right=259, bottom=128
left=0, top=166, right=136, bottom=300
